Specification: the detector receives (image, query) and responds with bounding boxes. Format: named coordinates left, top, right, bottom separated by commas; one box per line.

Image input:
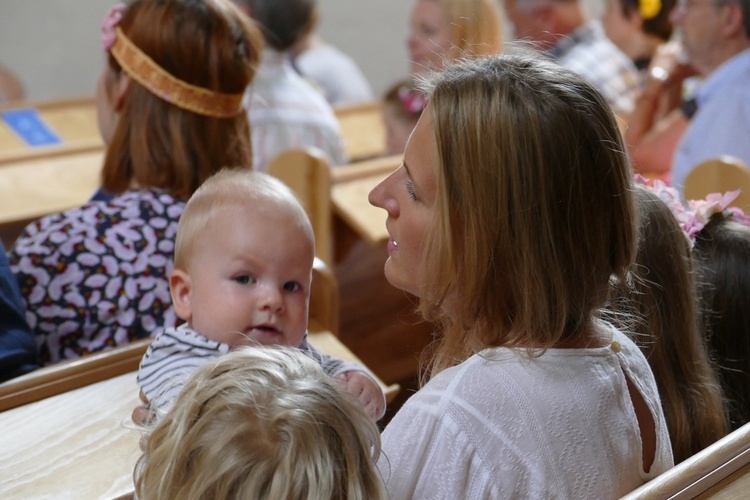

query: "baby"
left=137, top=168, right=385, bottom=420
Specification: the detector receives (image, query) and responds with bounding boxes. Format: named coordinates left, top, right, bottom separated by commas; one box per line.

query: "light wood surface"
left=0, top=150, right=102, bottom=225
left=269, top=149, right=334, bottom=264
left=0, top=97, right=103, bottom=165
left=330, top=155, right=399, bottom=246
left=621, top=421, right=750, bottom=499
left=684, top=156, right=750, bottom=212
left=0, top=371, right=142, bottom=500
left=0, top=331, right=394, bottom=500
left=334, top=101, right=386, bottom=162
left=0, top=338, right=151, bottom=413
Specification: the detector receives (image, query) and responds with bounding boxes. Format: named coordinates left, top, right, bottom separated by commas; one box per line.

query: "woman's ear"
left=113, top=73, right=130, bottom=112
left=170, top=269, right=193, bottom=322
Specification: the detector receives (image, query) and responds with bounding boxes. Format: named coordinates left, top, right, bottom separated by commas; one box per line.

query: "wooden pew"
left=0, top=149, right=103, bottom=246
left=684, top=156, right=750, bottom=212
left=331, top=155, right=400, bottom=248
left=334, top=100, right=386, bottom=162
left=268, top=148, right=334, bottom=264
left=0, top=325, right=396, bottom=499
left=621, top=422, right=750, bottom=499
left=0, top=96, right=382, bottom=167
left=0, top=96, right=102, bottom=165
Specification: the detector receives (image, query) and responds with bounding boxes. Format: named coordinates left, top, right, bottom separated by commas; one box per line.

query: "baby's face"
left=183, top=204, right=314, bottom=348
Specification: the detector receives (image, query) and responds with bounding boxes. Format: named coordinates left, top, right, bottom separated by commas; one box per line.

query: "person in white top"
left=292, top=32, right=374, bottom=106
left=234, top=0, right=347, bottom=171
left=368, top=54, right=674, bottom=498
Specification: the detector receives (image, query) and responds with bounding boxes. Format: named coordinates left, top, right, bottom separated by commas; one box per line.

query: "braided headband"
left=109, top=27, right=245, bottom=118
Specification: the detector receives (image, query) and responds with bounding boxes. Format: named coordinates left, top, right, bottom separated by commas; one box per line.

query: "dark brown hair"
left=102, top=0, right=263, bottom=200
left=610, top=185, right=728, bottom=462
left=236, top=0, right=316, bottom=51
left=694, top=214, right=750, bottom=431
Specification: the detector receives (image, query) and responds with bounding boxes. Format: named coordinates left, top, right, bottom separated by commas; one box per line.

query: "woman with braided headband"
left=9, top=0, right=263, bottom=365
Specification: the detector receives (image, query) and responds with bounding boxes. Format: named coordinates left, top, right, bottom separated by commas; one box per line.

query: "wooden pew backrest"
left=0, top=96, right=103, bottom=165
left=334, top=101, right=386, bottom=162
left=0, top=337, right=152, bottom=412
left=621, top=422, right=750, bottom=499
left=684, top=156, right=750, bottom=212
left=268, top=148, right=334, bottom=264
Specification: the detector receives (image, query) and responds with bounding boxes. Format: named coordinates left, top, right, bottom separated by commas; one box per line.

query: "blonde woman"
left=369, top=54, right=673, bottom=497
left=407, top=0, right=503, bottom=76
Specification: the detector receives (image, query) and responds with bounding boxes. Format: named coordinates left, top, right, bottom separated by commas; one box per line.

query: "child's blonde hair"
left=173, top=168, right=314, bottom=269
left=134, top=346, right=386, bottom=499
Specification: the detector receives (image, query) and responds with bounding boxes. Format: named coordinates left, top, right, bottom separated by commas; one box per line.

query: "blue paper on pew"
left=1, top=108, right=61, bottom=147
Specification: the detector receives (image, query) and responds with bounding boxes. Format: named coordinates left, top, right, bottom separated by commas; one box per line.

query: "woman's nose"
left=370, top=180, right=400, bottom=220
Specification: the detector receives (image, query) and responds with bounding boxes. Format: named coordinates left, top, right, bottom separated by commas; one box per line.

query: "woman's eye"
left=235, top=275, right=251, bottom=285
left=406, top=180, right=418, bottom=201
left=283, top=281, right=301, bottom=292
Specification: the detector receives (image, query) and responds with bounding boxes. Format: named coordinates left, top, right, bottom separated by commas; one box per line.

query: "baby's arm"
left=299, top=335, right=386, bottom=421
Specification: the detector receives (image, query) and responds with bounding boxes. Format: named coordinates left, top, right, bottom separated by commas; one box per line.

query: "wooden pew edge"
left=0, top=338, right=153, bottom=412
left=621, top=422, right=750, bottom=499
left=331, top=155, right=401, bottom=184
left=0, top=139, right=104, bottom=166
left=0, top=94, right=96, bottom=112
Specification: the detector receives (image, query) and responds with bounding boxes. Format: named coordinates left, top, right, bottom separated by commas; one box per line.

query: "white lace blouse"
left=378, top=322, right=673, bottom=499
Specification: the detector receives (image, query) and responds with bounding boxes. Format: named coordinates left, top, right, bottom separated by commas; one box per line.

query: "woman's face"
left=406, top=0, right=454, bottom=75
left=369, top=107, right=437, bottom=296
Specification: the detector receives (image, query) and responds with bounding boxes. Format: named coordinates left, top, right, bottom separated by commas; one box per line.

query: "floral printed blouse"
left=9, top=189, right=184, bottom=365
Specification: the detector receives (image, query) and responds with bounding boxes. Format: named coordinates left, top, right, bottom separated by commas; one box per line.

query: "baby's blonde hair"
left=134, top=346, right=386, bottom=499
left=173, top=168, right=314, bottom=270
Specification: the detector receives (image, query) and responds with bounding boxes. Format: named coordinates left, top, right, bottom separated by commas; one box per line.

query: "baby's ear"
left=169, top=269, right=193, bottom=321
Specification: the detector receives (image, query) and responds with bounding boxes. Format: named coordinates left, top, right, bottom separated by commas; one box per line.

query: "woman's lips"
left=387, top=238, right=398, bottom=254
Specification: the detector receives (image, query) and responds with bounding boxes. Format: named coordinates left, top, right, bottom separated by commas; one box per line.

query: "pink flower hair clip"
left=634, top=174, right=750, bottom=247
left=397, top=85, right=427, bottom=116
left=102, top=3, right=126, bottom=52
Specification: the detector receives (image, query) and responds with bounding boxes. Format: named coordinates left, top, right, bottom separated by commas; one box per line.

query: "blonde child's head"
left=135, top=346, right=386, bottom=499
left=170, top=169, right=315, bottom=348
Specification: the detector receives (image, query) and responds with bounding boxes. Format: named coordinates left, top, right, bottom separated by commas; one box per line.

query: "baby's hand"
left=336, top=371, right=385, bottom=421
left=131, top=390, right=155, bottom=427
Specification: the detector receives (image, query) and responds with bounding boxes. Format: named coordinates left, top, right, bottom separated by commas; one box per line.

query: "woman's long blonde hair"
left=417, top=54, right=637, bottom=379
left=135, top=346, right=385, bottom=499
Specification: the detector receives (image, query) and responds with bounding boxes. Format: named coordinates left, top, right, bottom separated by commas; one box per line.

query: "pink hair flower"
left=398, top=86, right=427, bottom=115
left=102, top=3, right=126, bottom=52
left=688, top=190, right=741, bottom=225
left=635, top=174, right=750, bottom=244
